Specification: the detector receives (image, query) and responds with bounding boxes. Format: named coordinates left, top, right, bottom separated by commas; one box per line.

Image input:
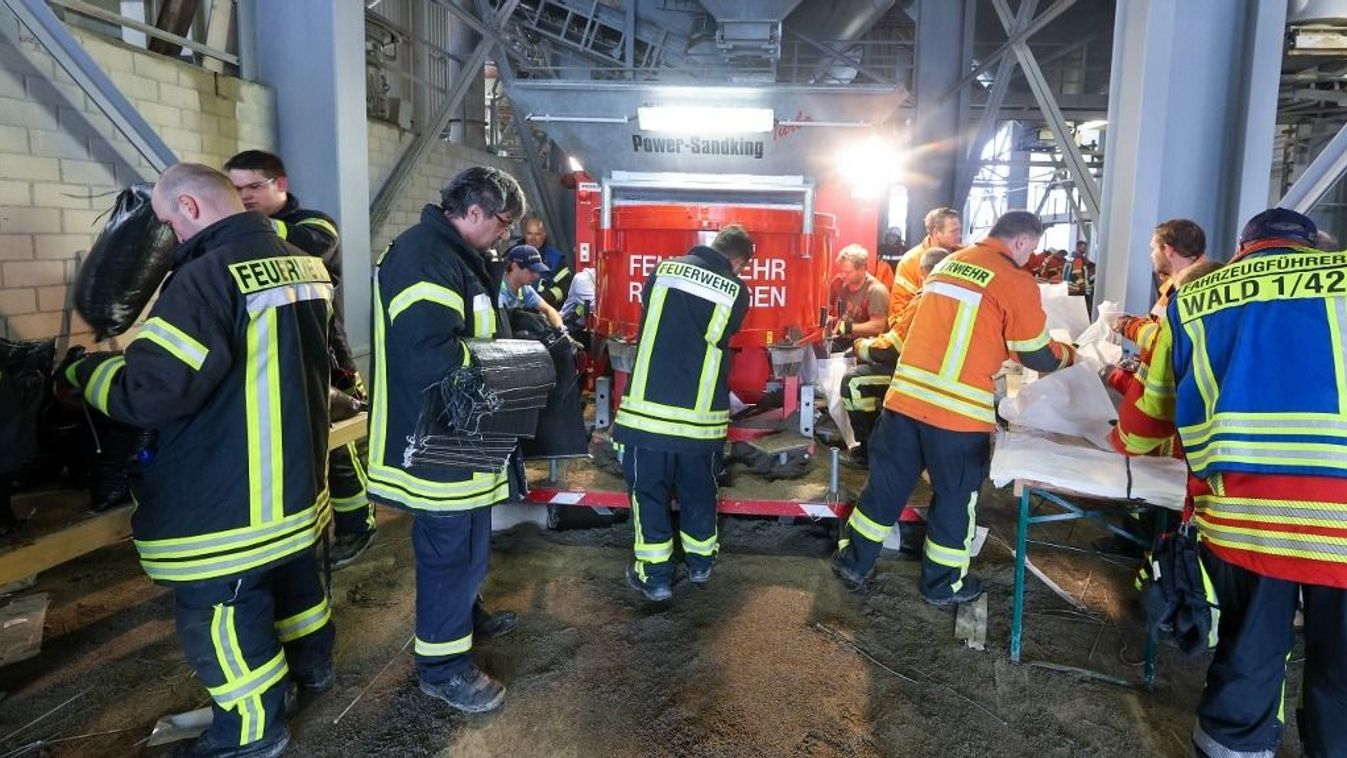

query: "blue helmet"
left=1238, top=208, right=1317, bottom=246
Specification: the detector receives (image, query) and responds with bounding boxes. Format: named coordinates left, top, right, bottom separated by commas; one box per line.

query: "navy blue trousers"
left=174, top=549, right=333, bottom=748
left=412, top=508, right=491, bottom=682
left=836, top=410, right=990, bottom=600
left=622, top=445, right=720, bottom=586
left=1193, top=546, right=1347, bottom=758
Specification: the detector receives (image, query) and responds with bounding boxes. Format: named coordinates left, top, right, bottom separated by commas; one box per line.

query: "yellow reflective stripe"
left=415, top=633, right=472, bottom=657
left=1136, top=320, right=1176, bottom=420
left=890, top=378, right=997, bottom=425
left=614, top=409, right=727, bottom=440
left=1006, top=329, right=1050, bottom=353
left=369, top=270, right=390, bottom=487
left=85, top=356, right=126, bottom=414
left=847, top=506, right=891, bottom=544
left=939, top=299, right=978, bottom=377
left=331, top=494, right=369, bottom=513
left=629, top=286, right=669, bottom=402
left=1185, top=318, right=1218, bottom=420
left=924, top=536, right=971, bottom=569
left=1179, top=412, right=1347, bottom=447
left=619, top=397, right=729, bottom=424
left=844, top=396, right=879, bottom=412
left=471, top=293, right=495, bottom=338
left=206, top=646, right=288, bottom=709
left=635, top=540, right=674, bottom=561
left=1186, top=439, right=1347, bottom=473
left=1198, top=495, right=1347, bottom=528
left=209, top=605, right=266, bottom=744
left=245, top=309, right=283, bottom=526
left=1134, top=321, right=1160, bottom=354
left=367, top=463, right=509, bottom=510
left=891, top=364, right=994, bottom=404
left=695, top=303, right=732, bottom=412
left=136, top=499, right=325, bottom=557
left=1330, top=298, right=1347, bottom=415
left=1117, top=428, right=1172, bottom=455
left=294, top=216, right=338, bottom=238
left=680, top=530, right=718, bottom=556
left=388, top=282, right=465, bottom=323
left=134, top=317, right=209, bottom=371
left=1196, top=514, right=1347, bottom=561
left=271, top=218, right=288, bottom=239
left=275, top=598, right=331, bottom=643
left=140, top=504, right=327, bottom=582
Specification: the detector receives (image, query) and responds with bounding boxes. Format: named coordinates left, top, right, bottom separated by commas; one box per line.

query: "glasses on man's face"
left=234, top=177, right=277, bottom=193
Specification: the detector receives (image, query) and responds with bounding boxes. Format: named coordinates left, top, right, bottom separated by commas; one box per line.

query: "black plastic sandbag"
left=0, top=338, right=55, bottom=477
left=512, top=316, right=589, bottom=460
left=76, top=184, right=177, bottom=340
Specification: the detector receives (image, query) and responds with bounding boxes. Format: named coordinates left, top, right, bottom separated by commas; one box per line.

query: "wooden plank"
left=147, top=0, right=201, bottom=57
left=0, top=416, right=370, bottom=587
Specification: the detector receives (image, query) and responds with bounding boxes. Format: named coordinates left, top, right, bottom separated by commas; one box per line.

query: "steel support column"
left=907, top=0, right=967, bottom=241
left=5, top=0, right=176, bottom=176
left=487, top=15, right=571, bottom=257
left=1007, top=122, right=1030, bottom=210
left=1097, top=0, right=1285, bottom=313
left=954, top=0, right=1035, bottom=212
left=246, top=0, right=372, bottom=360
left=1280, top=120, right=1347, bottom=214
left=991, top=0, right=1100, bottom=223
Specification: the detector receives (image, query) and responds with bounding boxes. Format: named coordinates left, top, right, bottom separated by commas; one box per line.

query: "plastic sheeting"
left=1039, top=282, right=1091, bottom=342
left=75, top=184, right=177, bottom=340
left=989, top=429, right=1187, bottom=510
left=815, top=353, right=857, bottom=449
left=998, top=362, right=1118, bottom=449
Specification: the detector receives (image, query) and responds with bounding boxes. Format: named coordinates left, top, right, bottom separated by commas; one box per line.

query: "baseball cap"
left=506, top=244, right=550, bottom=275
left=1239, top=208, right=1317, bottom=246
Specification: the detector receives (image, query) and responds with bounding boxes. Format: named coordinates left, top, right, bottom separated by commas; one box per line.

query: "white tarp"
left=997, top=362, right=1118, bottom=449
left=816, top=353, right=857, bottom=449
left=989, top=429, right=1188, bottom=510
left=1039, top=282, right=1091, bottom=342
left=1074, top=300, right=1125, bottom=367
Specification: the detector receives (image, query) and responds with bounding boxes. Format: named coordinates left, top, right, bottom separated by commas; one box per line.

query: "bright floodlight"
left=636, top=106, right=775, bottom=134
left=567, top=155, right=584, bottom=173
left=836, top=136, right=904, bottom=198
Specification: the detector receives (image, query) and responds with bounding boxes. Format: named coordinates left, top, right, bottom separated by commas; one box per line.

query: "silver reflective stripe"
left=135, top=505, right=317, bottom=557
left=244, top=282, right=334, bottom=314
left=1181, top=415, right=1347, bottom=439
left=143, top=527, right=318, bottom=581
left=1201, top=499, right=1347, bottom=524
left=216, top=606, right=245, bottom=679
left=1197, top=517, right=1347, bottom=559
left=925, top=280, right=983, bottom=305
left=1192, top=721, right=1275, bottom=758
left=211, top=652, right=287, bottom=705
left=472, top=292, right=494, bottom=337
left=254, top=311, right=278, bottom=524
left=1188, top=441, right=1347, bottom=465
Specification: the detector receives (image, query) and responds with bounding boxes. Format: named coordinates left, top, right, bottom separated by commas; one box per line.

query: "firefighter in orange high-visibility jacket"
left=831, top=211, right=1075, bottom=605
left=1114, top=208, right=1347, bottom=758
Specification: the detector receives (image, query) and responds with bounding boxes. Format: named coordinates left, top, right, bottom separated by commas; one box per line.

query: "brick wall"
left=366, top=119, right=518, bottom=255
left=0, top=8, right=276, bottom=345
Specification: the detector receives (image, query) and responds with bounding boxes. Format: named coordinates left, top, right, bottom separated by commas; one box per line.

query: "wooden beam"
left=147, top=0, right=201, bottom=57
left=0, top=415, right=370, bottom=587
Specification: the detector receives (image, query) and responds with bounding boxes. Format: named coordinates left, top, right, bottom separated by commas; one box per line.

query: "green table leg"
left=1011, top=487, right=1030, bottom=663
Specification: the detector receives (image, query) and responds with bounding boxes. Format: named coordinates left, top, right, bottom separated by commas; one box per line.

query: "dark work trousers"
left=841, top=363, right=893, bottom=452
left=1193, top=546, right=1347, bottom=758
left=621, top=445, right=720, bottom=586
left=412, top=508, right=491, bottom=683
left=836, top=410, right=990, bottom=600
left=174, top=549, right=333, bottom=748
left=329, top=439, right=374, bottom=537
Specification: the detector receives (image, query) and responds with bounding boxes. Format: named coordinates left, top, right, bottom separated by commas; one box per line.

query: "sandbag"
left=0, top=338, right=55, bottom=477
left=815, top=353, right=857, bottom=449
left=75, top=184, right=177, bottom=340
left=508, top=309, right=589, bottom=459
left=997, top=362, right=1118, bottom=449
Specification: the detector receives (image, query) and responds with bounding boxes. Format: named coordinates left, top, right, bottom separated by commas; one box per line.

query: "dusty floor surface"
left=0, top=460, right=1309, bottom=757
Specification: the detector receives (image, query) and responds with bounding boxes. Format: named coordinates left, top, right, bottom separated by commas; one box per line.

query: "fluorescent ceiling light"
left=637, top=106, right=775, bottom=134
left=567, top=155, right=584, bottom=173
left=1077, top=119, right=1108, bottom=130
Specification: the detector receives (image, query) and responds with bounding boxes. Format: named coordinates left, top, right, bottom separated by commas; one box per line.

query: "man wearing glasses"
left=367, top=166, right=525, bottom=713
left=224, top=150, right=377, bottom=569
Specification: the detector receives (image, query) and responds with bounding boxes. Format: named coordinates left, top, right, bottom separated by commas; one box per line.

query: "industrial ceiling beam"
left=991, top=0, right=1100, bottom=222
left=940, top=0, right=1080, bottom=105
left=474, top=0, right=571, bottom=258
left=4, top=0, right=176, bottom=176
left=953, top=0, right=1036, bottom=211
left=369, top=0, right=520, bottom=231
left=1280, top=119, right=1347, bottom=213
left=783, top=27, right=895, bottom=85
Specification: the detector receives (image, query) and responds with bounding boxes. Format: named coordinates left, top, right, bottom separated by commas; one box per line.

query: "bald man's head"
left=151, top=162, right=245, bottom=242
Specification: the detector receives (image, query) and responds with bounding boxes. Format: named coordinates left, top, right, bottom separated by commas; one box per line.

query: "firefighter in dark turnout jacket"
left=613, top=226, right=753, bottom=601
left=368, top=167, right=525, bottom=713
left=62, top=164, right=334, bottom=758
left=225, top=151, right=376, bottom=567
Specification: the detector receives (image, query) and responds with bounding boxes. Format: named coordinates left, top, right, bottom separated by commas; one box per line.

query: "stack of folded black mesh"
left=403, top=339, right=556, bottom=472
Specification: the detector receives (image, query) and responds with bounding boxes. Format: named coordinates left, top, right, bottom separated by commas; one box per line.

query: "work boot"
left=329, top=527, right=377, bottom=570
left=686, top=563, right=713, bottom=584
left=839, top=444, right=868, bottom=470
left=921, top=576, right=986, bottom=607
left=472, top=597, right=517, bottom=639
left=293, top=659, right=335, bottom=694
left=829, top=550, right=870, bottom=592
left=419, top=665, right=506, bottom=714
left=170, top=729, right=289, bottom=758
left=625, top=564, right=672, bottom=602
